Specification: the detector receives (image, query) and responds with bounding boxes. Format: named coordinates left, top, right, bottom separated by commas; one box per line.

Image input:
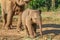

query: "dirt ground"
left=0, top=12, right=60, bottom=40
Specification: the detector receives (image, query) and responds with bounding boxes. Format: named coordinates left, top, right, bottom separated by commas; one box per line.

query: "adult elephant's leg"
left=1, top=9, right=7, bottom=29
left=5, top=13, right=14, bottom=29
left=1, top=3, right=7, bottom=29
left=5, top=1, right=13, bottom=30
left=16, top=12, right=22, bottom=31
left=5, top=12, right=14, bottom=30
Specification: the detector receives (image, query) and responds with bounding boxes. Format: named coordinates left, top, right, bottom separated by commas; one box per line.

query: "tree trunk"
left=51, top=0, right=55, bottom=8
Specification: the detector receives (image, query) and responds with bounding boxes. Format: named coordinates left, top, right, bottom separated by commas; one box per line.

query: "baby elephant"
left=22, top=8, right=42, bottom=38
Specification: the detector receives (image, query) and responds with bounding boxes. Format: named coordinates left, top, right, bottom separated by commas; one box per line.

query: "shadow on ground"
left=43, top=30, right=60, bottom=35
left=42, top=24, right=60, bottom=28
left=42, top=24, right=60, bottom=35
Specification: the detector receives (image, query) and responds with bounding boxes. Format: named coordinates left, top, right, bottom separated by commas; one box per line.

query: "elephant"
left=1, top=0, right=14, bottom=30
left=22, top=8, right=42, bottom=38
left=15, top=0, right=30, bottom=31
left=0, top=0, right=30, bottom=30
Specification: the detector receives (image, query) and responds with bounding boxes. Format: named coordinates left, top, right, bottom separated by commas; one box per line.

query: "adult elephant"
left=1, top=0, right=14, bottom=30
left=0, top=0, right=30, bottom=30
left=15, top=0, right=30, bottom=31
left=22, top=8, right=42, bottom=38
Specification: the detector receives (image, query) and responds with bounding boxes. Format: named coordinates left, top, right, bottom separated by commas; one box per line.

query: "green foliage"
left=28, top=0, right=46, bottom=10
left=28, top=0, right=60, bottom=11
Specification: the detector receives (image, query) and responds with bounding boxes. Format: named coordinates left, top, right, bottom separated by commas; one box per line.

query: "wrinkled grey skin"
left=22, top=8, right=42, bottom=38
left=0, top=0, right=30, bottom=30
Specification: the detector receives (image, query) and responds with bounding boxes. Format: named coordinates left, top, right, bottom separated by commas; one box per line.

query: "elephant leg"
left=23, top=24, right=29, bottom=37
left=26, top=17, right=35, bottom=38
left=5, top=13, right=13, bottom=30
left=22, top=16, right=29, bottom=36
left=16, top=13, right=22, bottom=31
left=5, top=1, right=13, bottom=30
left=1, top=9, right=7, bottom=29
left=1, top=0, right=7, bottom=30
left=37, top=15, right=42, bottom=37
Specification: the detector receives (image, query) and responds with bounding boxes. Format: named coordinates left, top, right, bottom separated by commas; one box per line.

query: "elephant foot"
left=16, top=28, right=21, bottom=32
left=29, top=32, right=36, bottom=38
left=5, top=27, right=8, bottom=30
left=2, top=23, right=5, bottom=29
left=40, top=34, right=43, bottom=37
left=2, top=25, right=8, bottom=30
left=39, top=31, right=43, bottom=37
left=30, top=33, right=35, bottom=38
left=24, top=30, right=29, bottom=37
left=34, top=32, right=36, bottom=37
left=2, top=26, right=5, bottom=30
left=16, top=27, right=23, bottom=31
left=30, top=35, right=35, bottom=38
left=4, top=25, right=9, bottom=30
left=25, top=34, right=29, bottom=38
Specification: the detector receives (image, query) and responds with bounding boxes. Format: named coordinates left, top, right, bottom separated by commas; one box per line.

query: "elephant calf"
left=22, top=8, right=42, bottom=38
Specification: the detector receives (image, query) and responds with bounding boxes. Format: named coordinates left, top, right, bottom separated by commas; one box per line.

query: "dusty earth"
left=0, top=12, right=60, bottom=40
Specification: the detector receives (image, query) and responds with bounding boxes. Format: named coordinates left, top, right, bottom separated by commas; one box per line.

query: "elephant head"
left=30, top=10, right=42, bottom=36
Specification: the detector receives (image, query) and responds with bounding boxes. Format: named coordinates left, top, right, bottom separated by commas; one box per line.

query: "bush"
left=27, top=0, right=60, bottom=12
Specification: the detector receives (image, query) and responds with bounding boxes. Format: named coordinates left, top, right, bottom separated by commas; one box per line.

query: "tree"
left=51, top=0, right=55, bottom=9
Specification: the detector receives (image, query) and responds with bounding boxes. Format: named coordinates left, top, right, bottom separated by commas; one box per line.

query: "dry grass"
left=0, top=12, right=60, bottom=40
